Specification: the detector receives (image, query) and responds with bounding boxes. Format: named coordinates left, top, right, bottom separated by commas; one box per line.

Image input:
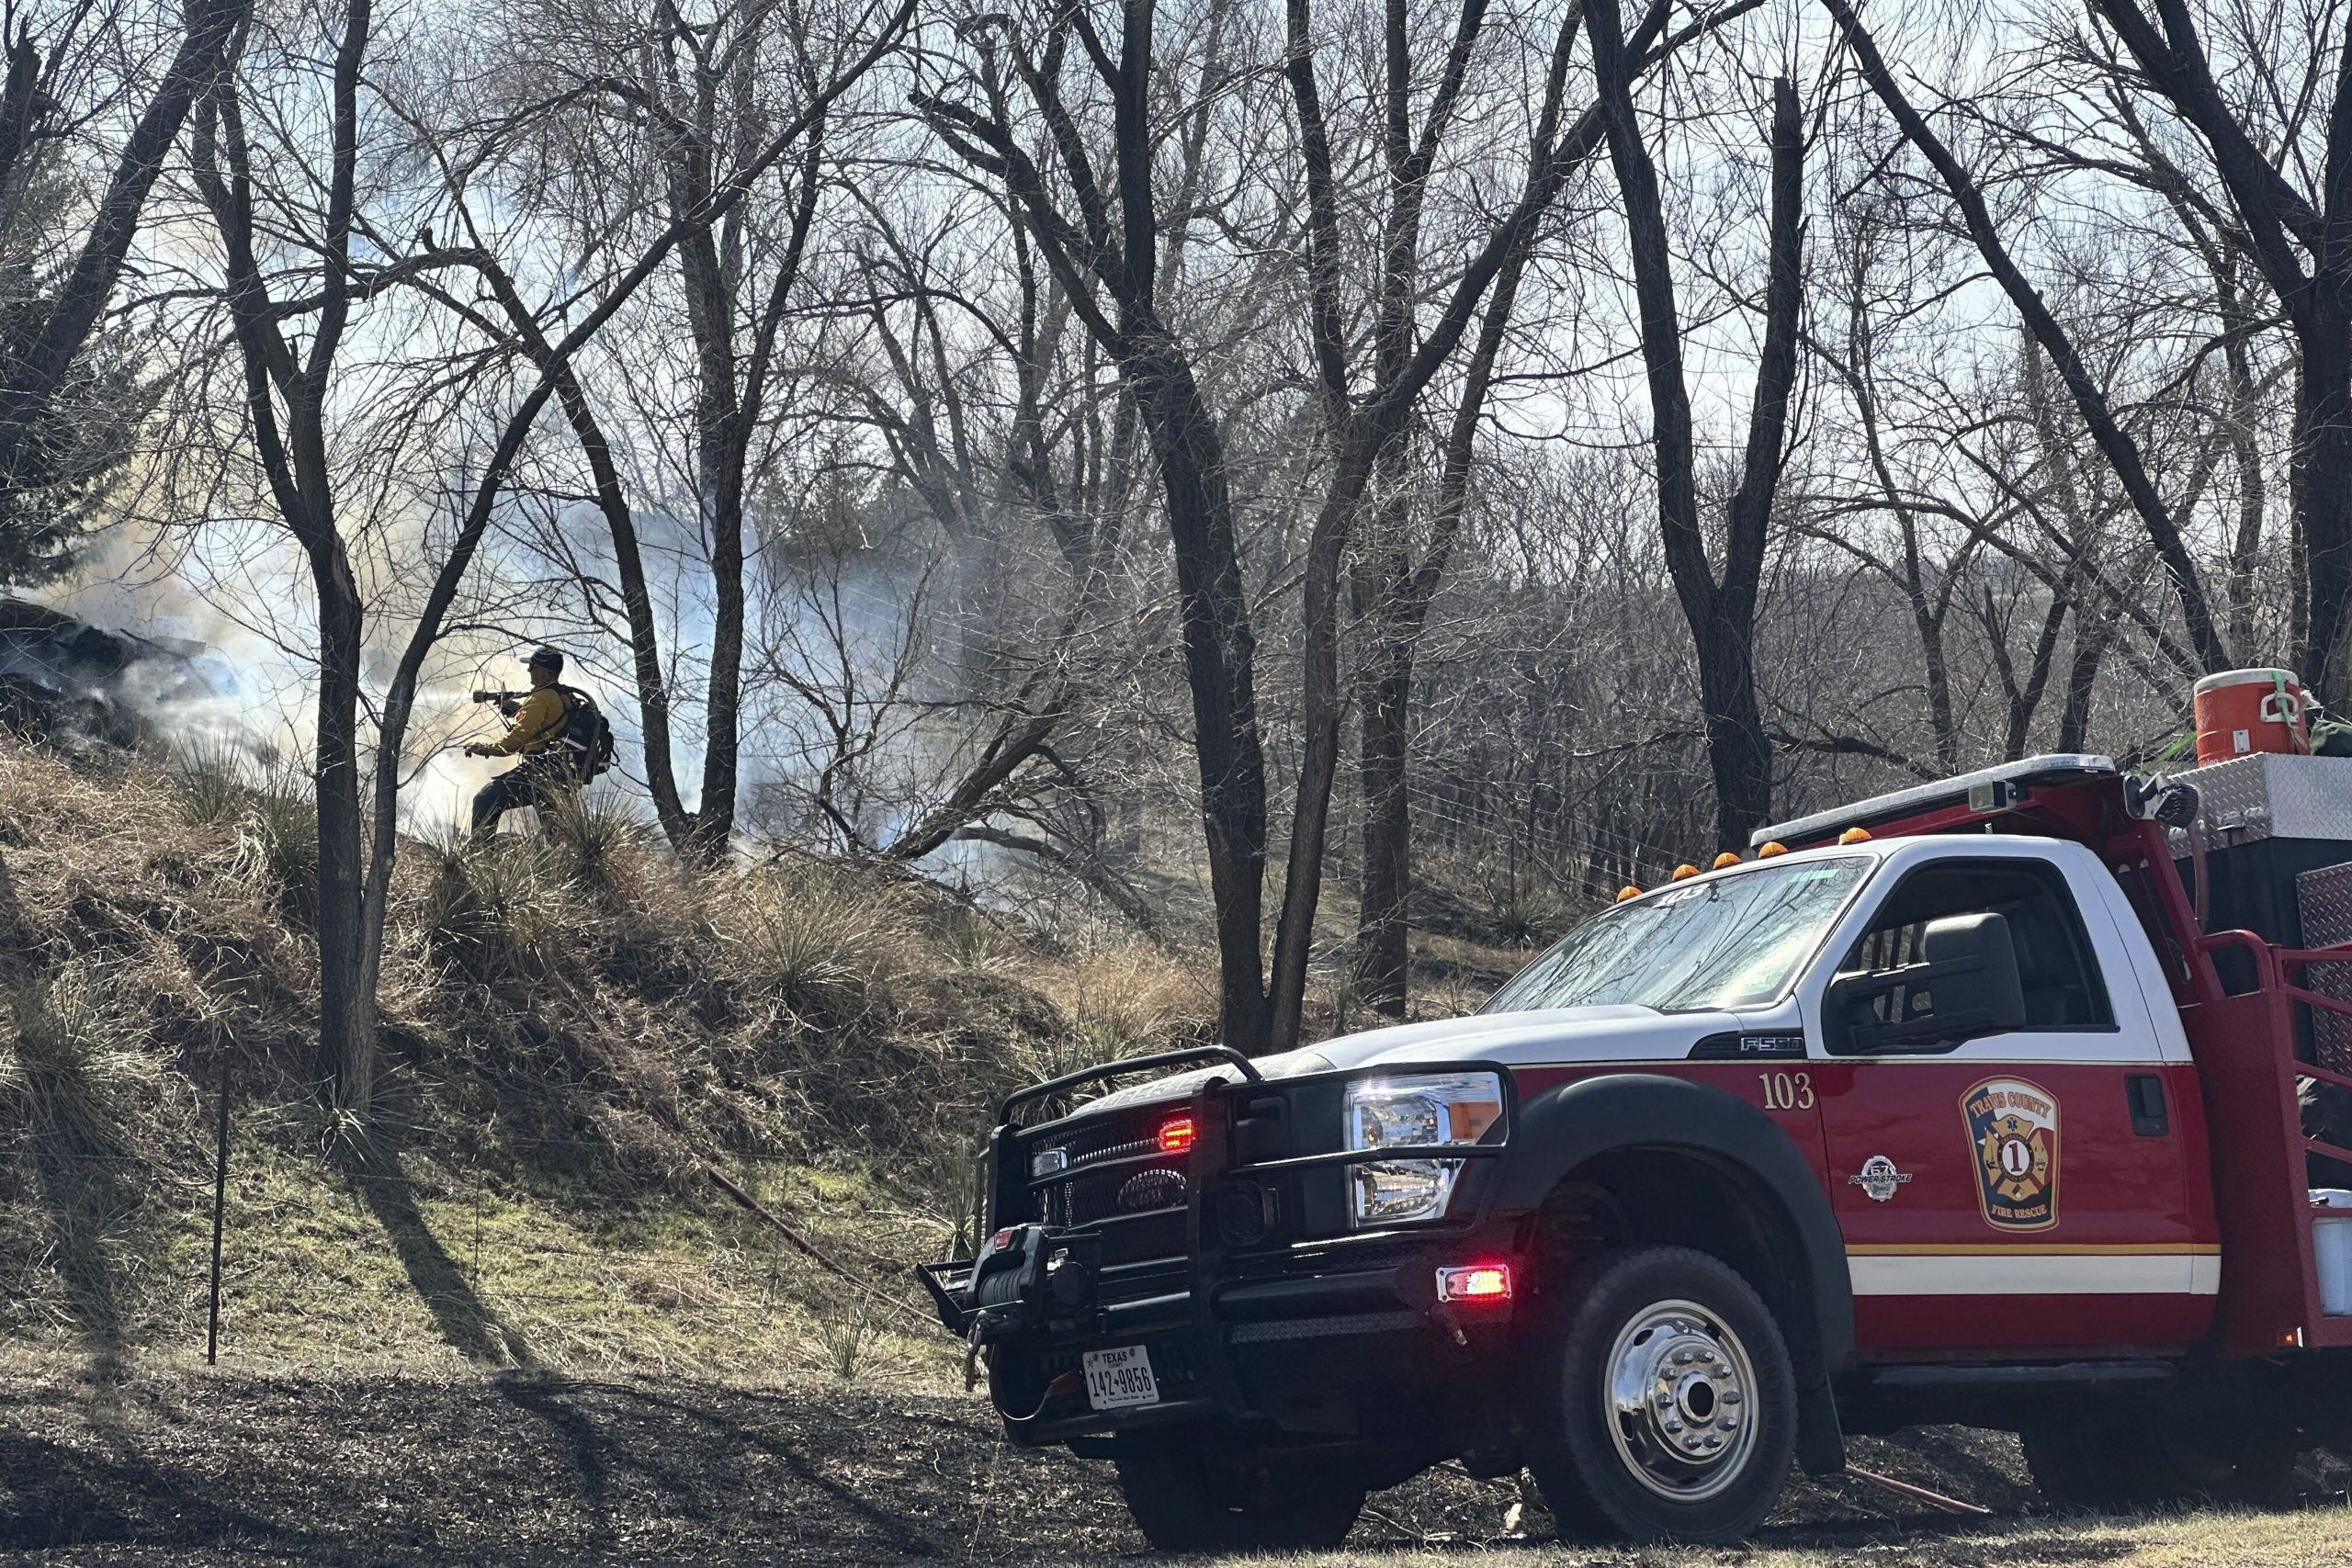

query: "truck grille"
left=1018, top=1104, right=1191, bottom=1265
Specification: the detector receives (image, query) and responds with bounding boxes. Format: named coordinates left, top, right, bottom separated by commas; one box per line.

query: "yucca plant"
left=1487, top=881, right=1563, bottom=948
left=541, top=789, right=641, bottom=893
left=230, top=761, right=320, bottom=925
left=6, top=964, right=152, bottom=1158
left=731, top=868, right=910, bottom=1018
left=166, top=739, right=248, bottom=827
left=811, top=1301, right=878, bottom=1381
left=935, top=906, right=1015, bottom=975
left=420, top=833, right=571, bottom=983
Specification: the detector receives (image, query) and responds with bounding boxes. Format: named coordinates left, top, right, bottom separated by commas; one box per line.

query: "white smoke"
left=28, top=517, right=590, bottom=835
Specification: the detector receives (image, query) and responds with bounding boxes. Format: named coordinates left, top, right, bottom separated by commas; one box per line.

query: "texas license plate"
left=1081, top=1345, right=1159, bottom=1410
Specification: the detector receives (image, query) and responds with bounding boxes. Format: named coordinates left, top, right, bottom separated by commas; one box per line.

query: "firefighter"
left=463, top=646, right=577, bottom=840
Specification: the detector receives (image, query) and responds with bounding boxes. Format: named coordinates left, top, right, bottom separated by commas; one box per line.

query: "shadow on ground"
left=0, top=1369, right=1127, bottom=1567
left=344, top=1146, right=536, bottom=1370
left=0, top=1366, right=2312, bottom=1566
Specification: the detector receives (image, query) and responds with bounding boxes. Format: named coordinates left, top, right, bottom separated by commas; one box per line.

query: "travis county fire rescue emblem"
left=1962, top=1077, right=2059, bottom=1231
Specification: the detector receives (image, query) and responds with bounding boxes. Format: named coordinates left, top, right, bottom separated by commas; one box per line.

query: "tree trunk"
left=1352, top=582, right=1414, bottom=1017
left=659, top=78, right=828, bottom=863
left=0, top=29, right=40, bottom=197
left=1591, top=12, right=1798, bottom=851
left=695, top=468, right=747, bottom=861
left=2058, top=607, right=2115, bottom=752
left=310, top=551, right=374, bottom=1119
left=0, top=0, right=250, bottom=484
left=469, top=256, right=699, bottom=853
left=1697, top=633, right=1773, bottom=846
left=2004, top=582, right=2074, bottom=760
left=2296, top=307, right=2352, bottom=694
left=194, top=8, right=381, bottom=1121
left=1265, top=431, right=1387, bottom=1052
left=1351, top=205, right=1543, bottom=1018
left=2218, top=265, right=2268, bottom=658
left=1126, top=333, right=1273, bottom=1054
left=677, top=176, right=748, bottom=862
left=552, top=373, right=695, bottom=851
left=1908, top=575, right=1960, bottom=769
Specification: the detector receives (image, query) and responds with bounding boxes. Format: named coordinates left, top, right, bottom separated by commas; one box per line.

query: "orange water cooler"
left=2193, top=668, right=2312, bottom=766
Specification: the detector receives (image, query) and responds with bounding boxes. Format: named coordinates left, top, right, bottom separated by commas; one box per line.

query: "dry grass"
left=1009, top=937, right=1214, bottom=1078
left=147, top=1135, right=961, bottom=1383
left=1216, top=1505, right=2352, bottom=1567
left=0, top=735, right=1225, bottom=1378
left=708, top=857, right=922, bottom=1021
left=0, top=730, right=1585, bottom=1388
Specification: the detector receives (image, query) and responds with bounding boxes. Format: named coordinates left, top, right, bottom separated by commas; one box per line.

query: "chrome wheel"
left=1601, top=1297, right=1760, bottom=1503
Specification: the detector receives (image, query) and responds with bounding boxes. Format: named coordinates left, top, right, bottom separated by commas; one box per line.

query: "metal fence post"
left=207, top=1056, right=230, bottom=1366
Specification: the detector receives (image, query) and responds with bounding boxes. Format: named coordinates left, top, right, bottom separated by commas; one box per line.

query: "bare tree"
left=1822, top=0, right=2230, bottom=680
left=187, top=0, right=910, bottom=1120
left=916, top=0, right=1752, bottom=1049
left=824, top=180, right=1154, bottom=895
left=1590, top=0, right=1804, bottom=850
left=912, top=7, right=1287, bottom=1048
left=0, top=0, right=249, bottom=571
left=1349, top=219, right=1541, bottom=1014
left=2064, top=0, right=2352, bottom=691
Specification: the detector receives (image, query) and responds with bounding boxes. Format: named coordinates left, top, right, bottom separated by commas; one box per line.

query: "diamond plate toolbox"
left=2302, top=863, right=2352, bottom=1075
left=2168, top=753, right=2352, bottom=849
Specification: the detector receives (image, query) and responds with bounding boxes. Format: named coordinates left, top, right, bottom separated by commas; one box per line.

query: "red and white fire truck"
left=921, top=750, right=2352, bottom=1546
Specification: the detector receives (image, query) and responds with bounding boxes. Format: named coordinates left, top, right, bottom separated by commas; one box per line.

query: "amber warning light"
left=1435, top=1263, right=1512, bottom=1303
left=1158, top=1116, right=1197, bottom=1154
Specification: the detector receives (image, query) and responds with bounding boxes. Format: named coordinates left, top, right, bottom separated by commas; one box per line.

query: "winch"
left=962, top=1223, right=1099, bottom=1344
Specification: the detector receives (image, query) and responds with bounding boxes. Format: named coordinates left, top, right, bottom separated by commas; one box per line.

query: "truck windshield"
left=1483, top=857, right=1871, bottom=1015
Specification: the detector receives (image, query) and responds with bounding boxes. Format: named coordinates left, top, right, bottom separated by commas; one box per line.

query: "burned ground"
left=0, top=1361, right=2095, bottom=1567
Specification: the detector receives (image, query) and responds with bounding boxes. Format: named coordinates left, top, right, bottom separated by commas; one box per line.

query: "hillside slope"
left=0, top=738, right=1211, bottom=1380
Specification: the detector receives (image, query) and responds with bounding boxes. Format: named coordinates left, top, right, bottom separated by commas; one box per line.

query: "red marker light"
left=1158, top=1116, right=1197, bottom=1154
left=1435, top=1263, right=1512, bottom=1303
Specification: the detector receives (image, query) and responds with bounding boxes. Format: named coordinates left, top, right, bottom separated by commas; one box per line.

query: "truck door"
left=1806, top=850, right=2212, bottom=1357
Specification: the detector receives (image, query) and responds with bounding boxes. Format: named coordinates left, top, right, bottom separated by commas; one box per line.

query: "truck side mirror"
left=1917, top=912, right=2028, bottom=1038
left=1826, top=911, right=2027, bottom=1053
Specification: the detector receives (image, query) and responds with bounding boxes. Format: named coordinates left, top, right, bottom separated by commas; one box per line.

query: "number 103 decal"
left=1758, top=1070, right=1815, bottom=1111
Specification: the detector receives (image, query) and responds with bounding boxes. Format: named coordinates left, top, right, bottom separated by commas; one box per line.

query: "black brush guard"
left=916, top=1046, right=1520, bottom=1442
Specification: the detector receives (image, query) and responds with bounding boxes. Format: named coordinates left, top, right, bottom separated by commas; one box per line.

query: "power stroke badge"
left=1849, top=1155, right=1912, bottom=1202
left=1962, top=1077, right=2059, bottom=1231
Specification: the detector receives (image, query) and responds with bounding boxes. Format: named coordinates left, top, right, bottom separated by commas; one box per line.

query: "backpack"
left=553, top=685, right=619, bottom=782
left=2313, top=712, right=2352, bottom=760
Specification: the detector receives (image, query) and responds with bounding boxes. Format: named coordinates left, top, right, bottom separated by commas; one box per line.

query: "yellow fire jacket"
left=489, top=687, right=568, bottom=756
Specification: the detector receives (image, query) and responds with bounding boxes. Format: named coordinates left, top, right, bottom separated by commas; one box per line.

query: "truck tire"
left=2022, top=1415, right=2297, bottom=1510
left=1521, top=1245, right=1798, bottom=1542
left=1111, top=1424, right=1365, bottom=1551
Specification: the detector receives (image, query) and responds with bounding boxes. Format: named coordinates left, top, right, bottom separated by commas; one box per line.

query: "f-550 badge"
left=1962, top=1077, right=2059, bottom=1231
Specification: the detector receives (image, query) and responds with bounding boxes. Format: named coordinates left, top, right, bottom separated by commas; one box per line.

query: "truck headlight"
left=1343, top=1072, right=1502, bottom=1227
